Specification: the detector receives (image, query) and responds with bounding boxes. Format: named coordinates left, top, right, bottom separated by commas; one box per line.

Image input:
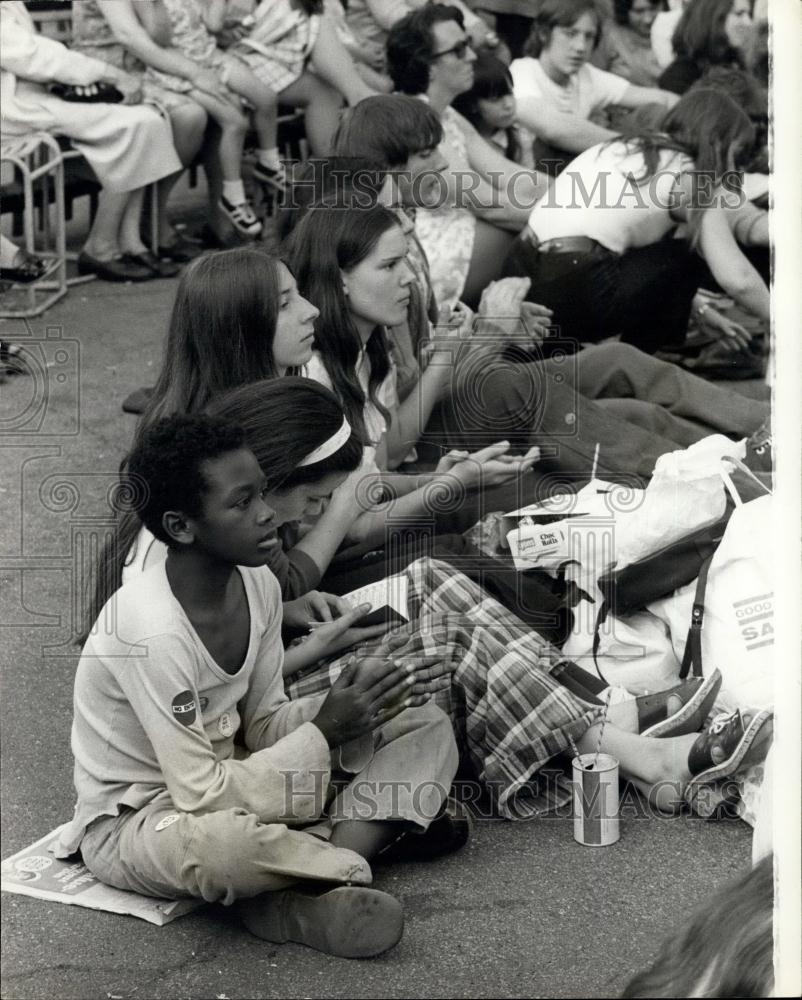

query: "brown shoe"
left=375, top=797, right=473, bottom=864
left=77, top=251, right=154, bottom=283
left=238, top=885, right=403, bottom=958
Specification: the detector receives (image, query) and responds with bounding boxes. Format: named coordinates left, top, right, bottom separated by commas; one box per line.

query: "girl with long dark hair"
left=659, top=0, right=753, bottom=94
left=88, top=241, right=550, bottom=640
left=84, top=250, right=366, bottom=635
left=284, top=202, right=540, bottom=526
left=503, top=87, right=769, bottom=353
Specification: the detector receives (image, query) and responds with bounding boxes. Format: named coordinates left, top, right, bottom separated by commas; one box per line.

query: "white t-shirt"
left=650, top=9, right=682, bottom=70
left=527, top=141, right=693, bottom=254
left=510, top=57, right=630, bottom=123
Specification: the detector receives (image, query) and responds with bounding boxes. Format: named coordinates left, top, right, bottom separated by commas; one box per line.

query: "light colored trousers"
left=80, top=703, right=458, bottom=905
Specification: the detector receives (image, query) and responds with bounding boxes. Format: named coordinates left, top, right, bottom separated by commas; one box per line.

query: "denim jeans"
left=503, top=233, right=708, bottom=354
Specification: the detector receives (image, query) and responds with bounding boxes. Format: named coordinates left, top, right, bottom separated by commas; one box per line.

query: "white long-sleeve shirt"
left=0, top=1, right=109, bottom=123
left=56, top=561, right=334, bottom=856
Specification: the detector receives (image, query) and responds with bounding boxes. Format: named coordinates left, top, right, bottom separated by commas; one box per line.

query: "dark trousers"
left=503, top=234, right=707, bottom=354
left=420, top=340, right=767, bottom=482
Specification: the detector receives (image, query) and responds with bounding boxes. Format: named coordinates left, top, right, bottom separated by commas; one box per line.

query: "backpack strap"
left=591, top=600, right=610, bottom=688
left=679, top=554, right=714, bottom=679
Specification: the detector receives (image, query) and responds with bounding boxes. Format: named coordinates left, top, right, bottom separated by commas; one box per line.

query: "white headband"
left=297, top=416, right=352, bottom=467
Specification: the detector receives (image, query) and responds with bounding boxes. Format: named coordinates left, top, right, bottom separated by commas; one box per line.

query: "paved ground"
left=0, top=215, right=759, bottom=999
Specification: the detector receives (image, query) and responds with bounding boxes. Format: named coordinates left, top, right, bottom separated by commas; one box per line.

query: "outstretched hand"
left=443, top=441, right=541, bottom=490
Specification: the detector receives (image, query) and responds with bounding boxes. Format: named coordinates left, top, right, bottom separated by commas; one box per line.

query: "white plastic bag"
left=506, top=437, right=738, bottom=581
left=650, top=494, right=774, bottom=713
left=612, top=434, right=742, bottom=569
left=561, top=606, right=682, bottom=693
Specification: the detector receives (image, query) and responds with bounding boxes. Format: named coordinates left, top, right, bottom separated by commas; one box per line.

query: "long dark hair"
left=452, top=52, right=521, bottom=162
left=671, top=0, right=746, bottom=71
left=612, top=87, right=755, bottom=181
left=82, top=378, right=363, bottom=641
left=138, top=247, right=288, bottom=431
left=606, top=88, right=755, bottom=240
left=284, top=205, right=402, bottom=441
left=613, top=0, right=666, bottom=27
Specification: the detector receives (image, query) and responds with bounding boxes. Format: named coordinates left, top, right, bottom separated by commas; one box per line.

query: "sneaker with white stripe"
left=218, top=195, right=262, bottom=237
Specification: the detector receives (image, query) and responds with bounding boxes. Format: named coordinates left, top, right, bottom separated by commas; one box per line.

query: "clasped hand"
left=312, top=652, right=424, bottom=747
left=478, top=278, right=553, bottom=347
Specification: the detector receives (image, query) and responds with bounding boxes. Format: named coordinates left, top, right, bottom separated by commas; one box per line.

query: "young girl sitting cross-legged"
left=55, top=412, right=461, bottom=959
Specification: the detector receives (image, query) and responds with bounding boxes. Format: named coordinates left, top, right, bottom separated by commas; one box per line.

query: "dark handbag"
left=590, top=512, right=732, bottom=683
left=50, top=82, right=124, bottom=104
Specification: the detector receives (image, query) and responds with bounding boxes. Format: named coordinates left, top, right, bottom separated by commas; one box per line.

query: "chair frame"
left=0, top=132, right=69, bottom=318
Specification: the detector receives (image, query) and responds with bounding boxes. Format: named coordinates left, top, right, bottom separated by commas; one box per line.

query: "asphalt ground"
left=0, top=219, right=765, bottom=999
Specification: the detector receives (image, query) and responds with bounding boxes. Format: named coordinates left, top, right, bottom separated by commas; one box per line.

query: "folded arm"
left=515, top=97, right=616, bottom=154
left=1, top=12, right=116, bottom=86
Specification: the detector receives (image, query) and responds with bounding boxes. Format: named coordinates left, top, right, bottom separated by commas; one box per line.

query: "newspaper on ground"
left=1, top=824, right=203, bottom=925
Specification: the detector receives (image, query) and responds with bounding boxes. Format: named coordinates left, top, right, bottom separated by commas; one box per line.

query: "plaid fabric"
left=287, top=559, right=601, bottom=818
left=231, top=0, right=320, bottom=94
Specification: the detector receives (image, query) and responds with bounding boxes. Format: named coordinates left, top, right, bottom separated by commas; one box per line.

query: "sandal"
left=684, top=709, right=774, bottom=818
left=638, top=669, right=722, bottom=738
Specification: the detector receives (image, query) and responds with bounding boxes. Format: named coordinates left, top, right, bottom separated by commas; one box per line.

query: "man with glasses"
left=344, top=0, right=500, bottom=74
left=386, top=3, right=550, bottom=307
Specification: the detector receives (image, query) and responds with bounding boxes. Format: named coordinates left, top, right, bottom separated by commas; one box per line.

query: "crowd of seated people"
left=1, top=0, right=778, bottom=975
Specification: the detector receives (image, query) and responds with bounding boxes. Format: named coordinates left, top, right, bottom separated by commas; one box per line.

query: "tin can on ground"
left=572, top=753, right=620, bottom=846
